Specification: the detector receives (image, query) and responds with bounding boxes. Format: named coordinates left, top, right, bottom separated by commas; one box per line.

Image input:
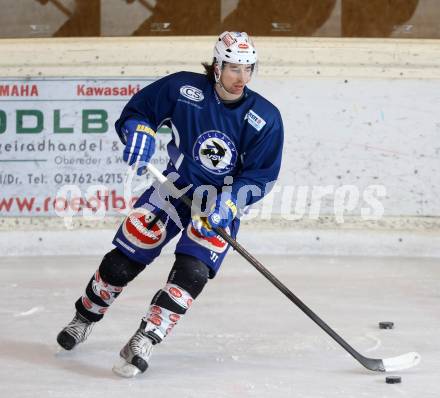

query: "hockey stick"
left=145, top=163, right=421, bottom=372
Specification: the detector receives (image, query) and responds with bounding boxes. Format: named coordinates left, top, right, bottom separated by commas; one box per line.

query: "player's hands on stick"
left=122, top=119, right=156, bottom=175
left=192, top=193, right=237, bottom=237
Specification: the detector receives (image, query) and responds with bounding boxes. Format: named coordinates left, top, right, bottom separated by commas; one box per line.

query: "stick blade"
left=382, top=352, right=421, bottom=372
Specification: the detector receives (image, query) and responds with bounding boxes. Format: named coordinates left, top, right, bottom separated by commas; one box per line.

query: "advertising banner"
left=0, top=78, right=171, bottom=217
left=1, top=77, right=439, bottom=223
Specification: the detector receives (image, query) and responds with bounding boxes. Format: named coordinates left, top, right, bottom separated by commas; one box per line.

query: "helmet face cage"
left=213, top=31, right=257, bottom=83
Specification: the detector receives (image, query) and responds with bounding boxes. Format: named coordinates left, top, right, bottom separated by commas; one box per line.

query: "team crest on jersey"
left=193, top=130, right=237, bottom=175
left=122, top=208, right=166, bottom=249
left=179, top=85, right=204, bottom=102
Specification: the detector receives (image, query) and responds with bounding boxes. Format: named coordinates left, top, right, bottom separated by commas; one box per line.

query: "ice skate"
left=57, top=312, right=94, bottom=350
left=112, top=321, right=156, bottom=378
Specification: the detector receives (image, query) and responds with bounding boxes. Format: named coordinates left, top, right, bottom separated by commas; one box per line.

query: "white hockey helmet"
left=213, top=31, right=257, bottom=66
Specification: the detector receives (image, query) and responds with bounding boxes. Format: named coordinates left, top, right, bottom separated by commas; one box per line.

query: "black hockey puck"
left=386, top=376, right=401, bottom=384
left=379, top=321, right=394, bottom=329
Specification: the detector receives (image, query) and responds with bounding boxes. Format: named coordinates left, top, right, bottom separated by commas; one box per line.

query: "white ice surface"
left=0, top=253, right=438, bottom=398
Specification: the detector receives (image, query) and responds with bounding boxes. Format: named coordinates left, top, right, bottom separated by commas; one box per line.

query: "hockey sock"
left=142, top=283, right=194, bottom=344
left=76, top=270, right=124, bottom=322
left=75, top=249, right=146, bottom=322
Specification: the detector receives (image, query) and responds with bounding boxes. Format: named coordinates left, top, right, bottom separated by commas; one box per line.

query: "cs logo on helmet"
left=180, top=85, right=204, bottom=102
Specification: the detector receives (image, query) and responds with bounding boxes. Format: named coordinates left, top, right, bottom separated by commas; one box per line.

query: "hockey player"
left=57, top=31, right=284, bottom=377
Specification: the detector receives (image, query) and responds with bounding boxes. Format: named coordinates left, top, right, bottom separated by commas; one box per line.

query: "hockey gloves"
left=192, top=193, right=237, bottom=238
left=122, top=119, right=156, bottom=176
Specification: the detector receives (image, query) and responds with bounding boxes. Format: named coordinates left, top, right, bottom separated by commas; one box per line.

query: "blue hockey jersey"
left=115, top=71, right=283, bottom=207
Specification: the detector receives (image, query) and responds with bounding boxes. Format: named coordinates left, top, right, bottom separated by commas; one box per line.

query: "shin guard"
left=142, top=283, right=194, bottom=343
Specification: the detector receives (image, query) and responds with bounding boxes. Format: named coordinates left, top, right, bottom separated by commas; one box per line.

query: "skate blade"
left=112, top=357, right=141, bottom=378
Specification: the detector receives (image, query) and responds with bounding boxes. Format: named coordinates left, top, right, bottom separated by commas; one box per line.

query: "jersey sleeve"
left=232, top=109, right=284, bottom=207
left=114, top=73, right=180, bottom=144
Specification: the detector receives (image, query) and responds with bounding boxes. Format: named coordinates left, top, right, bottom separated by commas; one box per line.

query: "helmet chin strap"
left=214, top=64, right=237, bottom=97
left=217, top=82, right=236, bottom=97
